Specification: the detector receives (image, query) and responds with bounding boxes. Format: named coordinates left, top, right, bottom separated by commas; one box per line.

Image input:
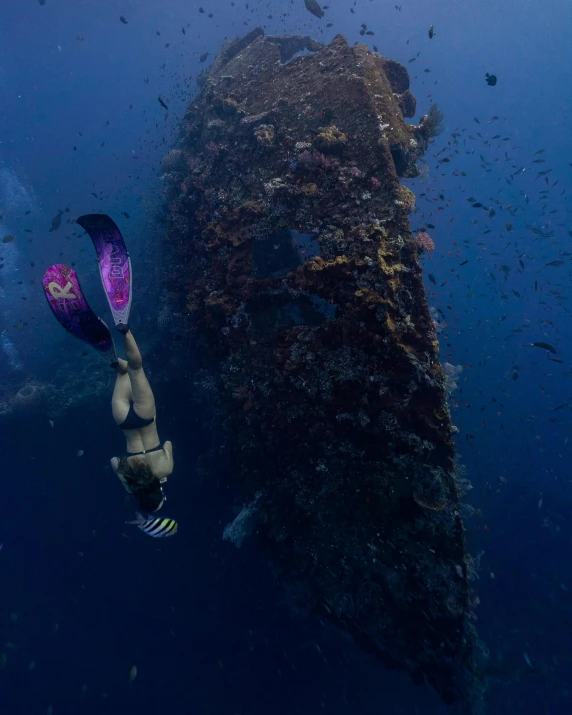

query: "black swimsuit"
left=125, top=444, right=163, bottom=457
left=119, top=400, right=155, bottom=430
left=119, top=401, right=161, bottom=456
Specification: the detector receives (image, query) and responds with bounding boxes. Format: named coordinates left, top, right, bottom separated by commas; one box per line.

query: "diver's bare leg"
left=123, top=330, right=155, bottom=417
left=123, top=330, right=143, bottom=370
left=111, top=362, right=132, bottom=424
left=111, top=357, right=128, bottom=375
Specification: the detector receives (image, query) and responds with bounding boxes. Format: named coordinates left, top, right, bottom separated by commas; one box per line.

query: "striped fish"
left=127, top=513, right=178, bottom=538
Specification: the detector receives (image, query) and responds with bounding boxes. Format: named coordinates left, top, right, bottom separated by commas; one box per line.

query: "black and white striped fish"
left=127, top=513, right=178, bottom=538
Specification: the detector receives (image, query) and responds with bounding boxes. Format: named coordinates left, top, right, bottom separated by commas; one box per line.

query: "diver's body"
left=110, top=329, right=173, bottom=511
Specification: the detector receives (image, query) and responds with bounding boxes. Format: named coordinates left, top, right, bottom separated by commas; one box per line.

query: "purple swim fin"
left=42, top=264, right=115, bottom=356
left=76, top=214, right=132, bottom=331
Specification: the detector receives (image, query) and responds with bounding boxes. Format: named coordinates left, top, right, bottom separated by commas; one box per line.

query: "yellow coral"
left=354, top=288, right=384, bottom=304
left=377, top=249, right=403, bottom=278
left=254, top=124, right=275, bottom=145
left=301, top=183, right=319, bottom=196
left=222, top=97, right=239, bottom=112
left=313, top=124, right=347, bottom=152
left=386, top=314, right=398, bottom=332
left=308, top=255, right=351, bottom=272
left=396, top=185, right=416, bottom=214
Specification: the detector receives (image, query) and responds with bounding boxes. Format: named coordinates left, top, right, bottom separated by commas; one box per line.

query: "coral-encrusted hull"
left=163, top=30, right=485, bottom=712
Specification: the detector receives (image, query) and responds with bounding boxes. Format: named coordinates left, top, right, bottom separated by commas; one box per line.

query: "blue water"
left=1, top=1, right=572, bottom=713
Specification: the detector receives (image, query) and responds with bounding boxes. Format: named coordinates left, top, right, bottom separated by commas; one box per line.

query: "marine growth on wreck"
left=162, top=29, right=485, bottom=712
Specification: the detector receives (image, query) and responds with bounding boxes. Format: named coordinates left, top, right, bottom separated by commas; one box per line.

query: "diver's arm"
left=163, top=441, right=174, bottom=470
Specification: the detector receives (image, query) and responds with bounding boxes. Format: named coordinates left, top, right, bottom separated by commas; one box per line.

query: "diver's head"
left=117, top=456, right=165, bottom=512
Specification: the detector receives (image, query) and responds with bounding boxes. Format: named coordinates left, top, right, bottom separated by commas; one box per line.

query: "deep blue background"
left=1, top=1, right=572, bottom=713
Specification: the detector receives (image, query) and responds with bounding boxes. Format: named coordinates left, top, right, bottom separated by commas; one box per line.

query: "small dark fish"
left=428, top=24, right=435, bottom=39
left=49, top=211, right=62, bottom=232
left=531, top=342, right=557, bottom=354
left=505, top=223, right=513, bottom=232
left=182, top=26, right=186, bottom=34
left=39, top=0, right=46, bottom=4
left=121, top=212, right=130, bottom=219
left=551, top=402, right=572, bottom=410
left=545, top=260, right=564, bottom=267
left=120, top=16, right=128, bottom=24
left=534, top=149, right=545, bottom=155
left=304, top=0, right=324, bottom=18
left=459, top=260, right=468, bottom=266
left=426, top=223, right=435, bottom=229
left=474, top=117, right=481, bottom=124
left=157, top=96, right=168, bottom=110
left=76, top=34, right=84, bottom=41
left=1, top=235, right=15, bottom=243
left=199, top=52, right=209, bottom=63
left=485, top=73, right=497, bottom=86
left=428, top=274, right=436, bottom=285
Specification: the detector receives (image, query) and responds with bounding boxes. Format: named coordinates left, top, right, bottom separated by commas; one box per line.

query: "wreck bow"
left=162, top=29, right=485, bottom=711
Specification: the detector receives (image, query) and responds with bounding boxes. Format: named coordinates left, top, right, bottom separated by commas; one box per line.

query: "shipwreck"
left=161, top=29, right=485, bottom=711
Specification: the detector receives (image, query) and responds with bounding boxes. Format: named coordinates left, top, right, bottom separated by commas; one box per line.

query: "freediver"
left=43, top=213, right=174, bottom=516
left=110, top=326, right=174, bottom=512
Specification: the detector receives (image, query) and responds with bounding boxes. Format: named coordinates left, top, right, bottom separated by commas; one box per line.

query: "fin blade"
left=77, top=214, right=132, bottom=328
left=42, top=264, right=114, bottom=354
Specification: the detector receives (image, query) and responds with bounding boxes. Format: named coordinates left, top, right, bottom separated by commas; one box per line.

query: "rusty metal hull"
left=163, top=30, right=484, bottom=711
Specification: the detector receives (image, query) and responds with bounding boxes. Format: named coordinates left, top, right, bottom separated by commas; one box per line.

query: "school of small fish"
left=1, top=0, right=569, bottom=706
